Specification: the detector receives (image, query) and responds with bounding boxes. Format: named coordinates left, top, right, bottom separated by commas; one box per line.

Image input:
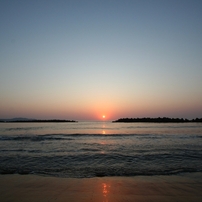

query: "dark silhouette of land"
left=0, top=118, right=77, bottom=123
left=113, top=117, right=202, bottom=123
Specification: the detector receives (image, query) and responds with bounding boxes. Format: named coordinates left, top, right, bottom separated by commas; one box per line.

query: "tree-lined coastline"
left=113, top=117, right=202, bottom=123
left=1, top=117, right=202, bottom=123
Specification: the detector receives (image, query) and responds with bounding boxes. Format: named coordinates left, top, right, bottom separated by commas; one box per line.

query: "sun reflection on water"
left=102, top=183, right=110, bottom=201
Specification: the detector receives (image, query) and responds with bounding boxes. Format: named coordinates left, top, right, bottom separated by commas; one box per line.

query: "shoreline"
left=0, top=172, right=202, bottom=202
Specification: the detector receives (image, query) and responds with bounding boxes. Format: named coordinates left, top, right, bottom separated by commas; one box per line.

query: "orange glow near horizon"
left=3, top=95, right=201, bottom=121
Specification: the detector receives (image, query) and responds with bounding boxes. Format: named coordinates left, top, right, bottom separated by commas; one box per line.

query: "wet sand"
left=0, top=173, right=202, bottom=202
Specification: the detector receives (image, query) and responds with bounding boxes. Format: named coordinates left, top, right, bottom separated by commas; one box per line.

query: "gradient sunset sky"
left=0, top=0, right=202, bottom=120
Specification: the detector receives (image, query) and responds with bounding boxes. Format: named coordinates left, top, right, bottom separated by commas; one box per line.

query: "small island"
left=113, top=117, right=202, bottom=123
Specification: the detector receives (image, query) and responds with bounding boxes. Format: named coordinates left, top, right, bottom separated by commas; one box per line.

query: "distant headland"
left=0, top=118, right=77, bottom=123
left=113, top=117, right=202, bottom=123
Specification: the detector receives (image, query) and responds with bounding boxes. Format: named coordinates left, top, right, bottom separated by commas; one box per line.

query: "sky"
left=0, top=0, right=202, bottom=121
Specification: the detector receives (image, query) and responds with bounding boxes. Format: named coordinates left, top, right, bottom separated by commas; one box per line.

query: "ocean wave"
left=0, top=134, right=72, bottom=141
left=1, top=122, right=201, bottom=178
left=0, top=166, right=201, bottom=178
left=0, top=133, right=201, bottom=142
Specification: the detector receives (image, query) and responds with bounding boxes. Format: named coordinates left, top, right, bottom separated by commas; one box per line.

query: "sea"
left=0, top=121, right=202, bottom=178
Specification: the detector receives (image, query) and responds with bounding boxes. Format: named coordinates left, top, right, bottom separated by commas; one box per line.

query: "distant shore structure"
left=113, top=117, right=202, bottom=123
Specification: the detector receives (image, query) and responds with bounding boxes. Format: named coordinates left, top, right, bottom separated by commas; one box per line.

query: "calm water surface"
left=0, top=121, right=201, bottom=178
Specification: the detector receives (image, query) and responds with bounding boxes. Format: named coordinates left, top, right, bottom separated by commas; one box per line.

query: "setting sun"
left=102, top=115, right=105, bottom=119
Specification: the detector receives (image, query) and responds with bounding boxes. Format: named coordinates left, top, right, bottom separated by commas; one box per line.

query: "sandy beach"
left=0, top=172, right=202, bottom=202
